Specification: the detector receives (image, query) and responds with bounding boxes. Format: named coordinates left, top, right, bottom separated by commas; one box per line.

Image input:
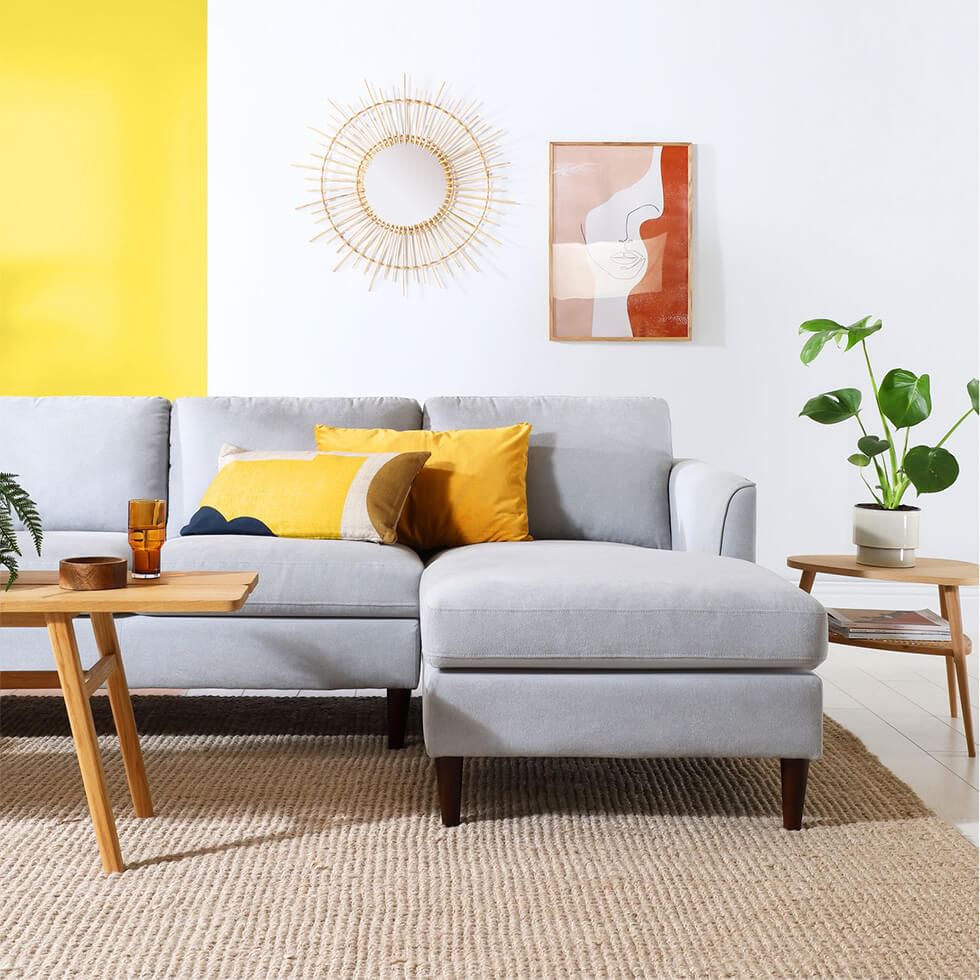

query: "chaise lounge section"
left=417, top=397, right=827, bottom=828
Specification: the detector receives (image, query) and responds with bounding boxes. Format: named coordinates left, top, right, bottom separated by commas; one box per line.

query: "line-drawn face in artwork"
left=583, top=146, right=664, bottom=291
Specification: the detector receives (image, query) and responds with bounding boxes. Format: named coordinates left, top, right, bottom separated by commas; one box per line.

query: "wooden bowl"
left=59, top=556, right=128, bottom=591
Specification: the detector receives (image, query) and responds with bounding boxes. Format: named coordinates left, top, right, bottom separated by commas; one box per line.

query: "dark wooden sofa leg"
left=780, top=758, right=810, bottom=830
left=386, top=688, right=411, bottom=749
left=435, top=756, right=463, bottom=827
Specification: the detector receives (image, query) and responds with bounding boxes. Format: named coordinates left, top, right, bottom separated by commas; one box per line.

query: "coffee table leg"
left=939, top=588, right=958, bottom=718
left=46, top=614, right=124, bottom=873
left=798, top=570, right=816, bottom=593
left=941, top=586, right=975, bottom=758
left=90, top=613, right=153, bottom=818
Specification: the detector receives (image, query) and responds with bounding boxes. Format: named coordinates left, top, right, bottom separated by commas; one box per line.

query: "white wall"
left=209, top=0, right=979, bottom=584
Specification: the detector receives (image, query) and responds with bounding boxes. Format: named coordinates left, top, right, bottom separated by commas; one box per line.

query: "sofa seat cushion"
left=14, top=531, right=132, bottom=570
left=420, top=541, right=827, bottom=669
left=162, top=536, right=422, bottom=618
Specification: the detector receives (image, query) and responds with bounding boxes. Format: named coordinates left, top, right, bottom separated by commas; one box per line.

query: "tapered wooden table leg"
left=46, top=614, right=124, bottom=873
left=941, top=586, right=975, bottom=758
left=90, top=613, right=153, bottom=817
left=945, top=657, right=959, bottom=718
left=939, top=588, right=958, bottom=718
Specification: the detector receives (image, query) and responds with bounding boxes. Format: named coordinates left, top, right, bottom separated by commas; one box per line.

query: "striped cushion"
left=180, top=444, right=430, bottom=544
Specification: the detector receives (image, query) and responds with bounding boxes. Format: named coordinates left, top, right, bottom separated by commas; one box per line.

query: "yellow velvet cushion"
left=180, top=444, right=430, bottom=544
left=314, top=423, right=532, bottom=551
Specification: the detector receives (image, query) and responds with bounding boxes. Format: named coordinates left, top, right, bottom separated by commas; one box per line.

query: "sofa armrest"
left=668, top=459, right=756, bottom=561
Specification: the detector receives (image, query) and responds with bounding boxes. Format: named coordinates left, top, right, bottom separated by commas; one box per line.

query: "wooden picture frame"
left=549, top=141, right=692, bottom=342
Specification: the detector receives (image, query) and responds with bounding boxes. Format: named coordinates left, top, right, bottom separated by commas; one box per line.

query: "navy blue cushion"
left=180, top=505, right=274, bottom=537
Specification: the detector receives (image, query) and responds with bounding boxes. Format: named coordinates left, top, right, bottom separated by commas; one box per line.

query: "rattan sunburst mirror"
left=299, top=77, right=511, bottom=291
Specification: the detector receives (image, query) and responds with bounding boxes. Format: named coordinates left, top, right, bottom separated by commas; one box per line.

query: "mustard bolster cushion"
left=180, top=444, right=430, bottom=544
left=313, top=423, right=532, bottom=551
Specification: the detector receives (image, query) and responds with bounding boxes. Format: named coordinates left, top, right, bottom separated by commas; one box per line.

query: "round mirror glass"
left=362, top=142, right=448, bottom=227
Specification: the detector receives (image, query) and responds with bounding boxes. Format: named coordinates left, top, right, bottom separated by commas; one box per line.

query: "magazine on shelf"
left=827, top=608, right=951, bottom=641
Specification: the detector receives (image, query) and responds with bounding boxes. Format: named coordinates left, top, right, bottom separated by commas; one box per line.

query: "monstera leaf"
left=857, top=435, right=890, bottom=458
left=904, top=445, right=959, bottom=494
left=878, top=369, right=931, bottom=428
left=799, top=388, right=862, bottom=424
left=969, top=378, right=979, bottom=414
left=799, top=316, right=882, bottom=365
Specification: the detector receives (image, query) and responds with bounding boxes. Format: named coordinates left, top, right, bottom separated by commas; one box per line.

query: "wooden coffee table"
left=0, top=571, right=257, bottom=873
left=788, top=555, right=978, bottom=757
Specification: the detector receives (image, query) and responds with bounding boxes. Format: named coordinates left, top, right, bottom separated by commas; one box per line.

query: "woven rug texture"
left=0, top=695, right=976, bottom=980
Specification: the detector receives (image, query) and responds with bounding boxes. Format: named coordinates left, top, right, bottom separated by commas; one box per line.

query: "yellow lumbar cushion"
left=314, top=423, right=532, bottom=551
left=180, top=444, right=430, bottom=544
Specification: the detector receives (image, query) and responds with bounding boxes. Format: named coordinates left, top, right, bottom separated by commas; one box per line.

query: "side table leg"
left=91, top=613, right=153, bottom=817
left=46, top=614, right=124, bottom=873
left=939, top=588, right=958, bottom=718
left=798, top=570, right=816, bottom=594
left=941, top=586, right=974, bottom=758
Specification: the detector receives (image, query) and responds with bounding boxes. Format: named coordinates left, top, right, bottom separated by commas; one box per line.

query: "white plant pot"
left=852, top=504, right=920, bottom=568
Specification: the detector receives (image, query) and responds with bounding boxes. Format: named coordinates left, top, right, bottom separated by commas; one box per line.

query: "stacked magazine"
left=827, top=608, right=952, bottom=642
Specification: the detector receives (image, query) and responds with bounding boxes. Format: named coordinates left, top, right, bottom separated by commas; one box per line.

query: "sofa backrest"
left=423, top=396, right=673, bottom=549
left=168, top=396, right=422, bottom=534
left=0, top=396, right=171, bottom=532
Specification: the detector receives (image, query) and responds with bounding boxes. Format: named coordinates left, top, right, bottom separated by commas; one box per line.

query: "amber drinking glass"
left=128, top=499, right=166, bottom=579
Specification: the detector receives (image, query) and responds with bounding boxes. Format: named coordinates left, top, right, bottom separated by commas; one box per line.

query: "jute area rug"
left=0, top=695, right=976, bottom=980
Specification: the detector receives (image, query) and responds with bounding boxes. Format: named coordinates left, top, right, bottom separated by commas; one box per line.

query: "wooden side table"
left=0, top=571, right=257, bottom=873
left=787, top=555, right=978, bottom=757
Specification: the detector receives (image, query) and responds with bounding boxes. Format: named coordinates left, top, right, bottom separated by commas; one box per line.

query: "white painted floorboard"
left=819, top=639, right=979, bottom=845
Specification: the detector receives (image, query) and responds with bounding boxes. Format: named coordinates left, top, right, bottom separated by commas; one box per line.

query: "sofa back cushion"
left=423, top=396, right=673, bottom=549
left=0, top=396, right=171, bottom=531
left=169, top=397, right=422, bottom=534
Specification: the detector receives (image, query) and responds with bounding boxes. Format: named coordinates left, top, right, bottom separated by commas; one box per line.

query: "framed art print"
left=549, top=142, right=692, bottom=341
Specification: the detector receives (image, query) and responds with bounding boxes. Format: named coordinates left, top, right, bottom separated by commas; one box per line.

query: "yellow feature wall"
left=0, top=1, right=206, bottom=397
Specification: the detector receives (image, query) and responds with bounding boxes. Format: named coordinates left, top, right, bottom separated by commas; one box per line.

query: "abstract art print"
left=549, top=142, right=691, bottom=341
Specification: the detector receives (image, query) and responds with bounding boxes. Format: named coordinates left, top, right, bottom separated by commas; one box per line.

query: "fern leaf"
left=0, top=548, right=18, bottom=590
left=0, top=472, right=43, bottom=555
left=0, top=501, right=20, bottom=556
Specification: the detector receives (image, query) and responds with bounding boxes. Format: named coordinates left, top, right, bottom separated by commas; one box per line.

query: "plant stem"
left=854, top=415, right=887, bottom=504
left=936, top=407, right=974, bottom=448
left=860, top=473, right=884, bottom=507
left=861, top=338, right=899, bottom=495
left=892, top=477, right=910, bottom=507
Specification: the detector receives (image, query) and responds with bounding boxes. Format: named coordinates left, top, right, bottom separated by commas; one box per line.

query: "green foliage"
left=798, top=316, right=882, bottom=364
left=878, top=369, right=931, bottom=428
left=799, top=388, right=862, bottom=424
left=857, top=436, right=889, bottom=458
left=903, top=446, right=959, bottom=494
left=798, top=318, right=978, bottom=510
left=0, top=473, right=43, bottom=590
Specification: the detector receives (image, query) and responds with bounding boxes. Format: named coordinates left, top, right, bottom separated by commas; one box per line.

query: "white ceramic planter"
left=852, top=504, right=920, bottom=567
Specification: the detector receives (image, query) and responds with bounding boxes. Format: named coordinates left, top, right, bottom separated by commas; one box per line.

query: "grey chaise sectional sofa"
left=0, top=395, right=827, bottom=828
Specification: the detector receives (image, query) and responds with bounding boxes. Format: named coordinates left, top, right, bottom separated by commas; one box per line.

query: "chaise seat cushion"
left=162, top=536, right=423, bottom=618
left=420, top=541, right=827, bottom=670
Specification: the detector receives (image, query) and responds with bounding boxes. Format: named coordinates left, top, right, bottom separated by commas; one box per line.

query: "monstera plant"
left=0, top=473, right=43, bottom=589
left=798, top=316, right=978, bottom=567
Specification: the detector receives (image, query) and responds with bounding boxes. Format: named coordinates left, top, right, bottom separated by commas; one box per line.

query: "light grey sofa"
left=0, top=395, right=826, bottom=826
